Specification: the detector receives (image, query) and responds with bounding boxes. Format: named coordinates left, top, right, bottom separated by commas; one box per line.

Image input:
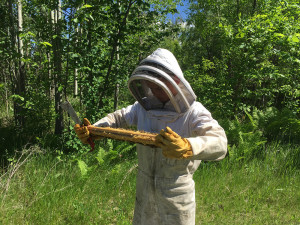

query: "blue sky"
left=167, top=0, right=190, bottom=22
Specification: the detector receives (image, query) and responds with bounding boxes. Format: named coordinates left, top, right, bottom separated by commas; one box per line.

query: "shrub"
left=253, top=107, right=300, bottom=143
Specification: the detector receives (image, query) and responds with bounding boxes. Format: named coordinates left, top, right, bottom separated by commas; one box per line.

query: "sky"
left=167, top=0, right=190, bottom=22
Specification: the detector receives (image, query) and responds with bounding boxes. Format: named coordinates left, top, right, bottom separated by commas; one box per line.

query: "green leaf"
left=274, top=33, right=285, bottom=38
left=58, top=85, right=63, bottom=92
left=295, top=58, right=300, bottom=64
left=95, top=148, right=105, bottom=165
left=291, top=35, right=299, bottom=43
left=40, top=42, right=52, bottom=47
left=25, top=101, right=34, bottom=109
left=27, top=31, right=36, bottom=37
left=21, top=58, right=31, bottom=63
left=10, top=94, right=24, bottom=102
left=77, top=160, right=88, bottom=176
left=20, top=31, right=36, bottom=37
left=80, top=4, right=93, bottom=10
left=236, top=30, right=245, bottom=38
left=71, top=53, right=79, bottom=58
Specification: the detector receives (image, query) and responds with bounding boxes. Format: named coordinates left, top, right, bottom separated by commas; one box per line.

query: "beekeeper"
left=75, top=48, right=227, bottom=225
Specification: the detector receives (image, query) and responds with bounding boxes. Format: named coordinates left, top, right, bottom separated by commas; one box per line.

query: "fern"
left=95, top=147, right=105, bottom=165
left=77, top=159, right=88, bottom=177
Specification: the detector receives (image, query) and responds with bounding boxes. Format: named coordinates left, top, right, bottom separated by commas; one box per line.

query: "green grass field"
left=1, top=145, right=299, bottom=225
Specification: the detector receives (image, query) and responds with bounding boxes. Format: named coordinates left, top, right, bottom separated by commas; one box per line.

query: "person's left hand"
left=155, top=127, right=193, bottom=159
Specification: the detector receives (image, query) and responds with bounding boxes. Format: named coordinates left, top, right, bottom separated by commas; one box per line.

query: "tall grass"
left=195, top=159, right=300, bottom=224
left=1, top=143, right=299, bottom=224
left=0, top=146, right=137, bottom=224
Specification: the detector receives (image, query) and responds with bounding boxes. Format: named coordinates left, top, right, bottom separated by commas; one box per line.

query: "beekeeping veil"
left=128, top=48, right=196, bottom=113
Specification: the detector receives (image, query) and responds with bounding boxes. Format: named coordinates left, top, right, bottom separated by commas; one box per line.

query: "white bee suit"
left=94, top=49, right=227, bottom=225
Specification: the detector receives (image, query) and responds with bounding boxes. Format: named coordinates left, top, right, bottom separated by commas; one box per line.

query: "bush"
left=253, top=107, right=300, bottom=143
left=221, top=107, right=300, bottom=163
left=222, top=115, right=266, bottom=162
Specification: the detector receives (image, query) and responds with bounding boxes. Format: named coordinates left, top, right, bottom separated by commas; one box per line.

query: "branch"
left=98, top=0, right=137, bottom=108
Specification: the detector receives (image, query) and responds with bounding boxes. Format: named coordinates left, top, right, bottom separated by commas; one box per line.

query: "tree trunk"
left=86, top=21, right=93, bottom=86
left=236, top=0, right=240, bottom=20
left=252, top=0, right=257, bottom=15
left=8, top=0, right=17, bottom=114
left=10, top=0, right=26, bottom=127
left=113, top=45, right=120, bottom=110
left=74, top=25, right=79, bottom=97
left=4, top=74, right=9, bottom=116
left=51, top=0, right=64, bottom=135
left=98, top=0, right=135, bottom=109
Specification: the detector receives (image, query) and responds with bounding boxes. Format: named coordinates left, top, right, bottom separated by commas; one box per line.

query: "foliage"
left=221, top=107, right=300, bottom=163
left=252, top=107, right=300, bottom=143
left=1, top=0, right=300, bottom=210
left=222, top=112, right=266, bottom=162
left=1, top=1, right=300, bottom=223
left=1, top=0, right=300, bottom=154
left=180, top=0, right=300, bottom=118
left=0, top=0, right=181, bottom=153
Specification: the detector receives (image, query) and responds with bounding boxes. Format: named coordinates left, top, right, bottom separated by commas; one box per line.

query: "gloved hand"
left=155, top=126, right=193, bottom=159
left=74, top=118, right=91, bottom=144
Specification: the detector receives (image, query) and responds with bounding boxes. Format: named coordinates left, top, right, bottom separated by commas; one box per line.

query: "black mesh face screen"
left=128, top=78, right=175, bottom=111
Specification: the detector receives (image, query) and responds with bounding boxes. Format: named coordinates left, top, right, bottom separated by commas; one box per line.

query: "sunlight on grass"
left=194, top=160, right=300, bottom=224
left=0, top=147, right=136, bottom=224
left=0, top=145, right=299, bottom=224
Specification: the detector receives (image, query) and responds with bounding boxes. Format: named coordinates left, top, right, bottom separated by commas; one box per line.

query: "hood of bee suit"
left=128, top=48, right=197, bottom=114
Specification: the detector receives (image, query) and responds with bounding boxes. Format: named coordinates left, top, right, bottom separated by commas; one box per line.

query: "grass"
left=0, top=147, right=137, bottom=225
left=194, top=161, right=300, bottom=224
left=0, top=145, right=299, bottom=225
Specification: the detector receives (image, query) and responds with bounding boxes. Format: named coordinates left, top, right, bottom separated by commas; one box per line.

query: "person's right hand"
left=74, top=118, right=91, bottom=144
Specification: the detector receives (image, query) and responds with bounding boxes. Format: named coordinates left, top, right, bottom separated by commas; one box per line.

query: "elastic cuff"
left=186, top=137, right=204, bottom=156
left=182, top=139, right=193, bottom=158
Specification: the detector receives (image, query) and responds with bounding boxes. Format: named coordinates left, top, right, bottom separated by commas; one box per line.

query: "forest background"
left=0, top=0, right=299, bottom=224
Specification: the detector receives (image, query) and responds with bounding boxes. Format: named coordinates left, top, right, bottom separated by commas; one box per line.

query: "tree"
left=180, top=0, right=300, bottom=117
left=51, top=0, right=64, bottom=134
left=0, top=0, right=181, bottom=147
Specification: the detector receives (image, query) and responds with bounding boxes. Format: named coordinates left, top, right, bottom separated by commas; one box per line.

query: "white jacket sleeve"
left=93, top=102, right=139, bottom=128
left=186, top=109, right=228, bottom=161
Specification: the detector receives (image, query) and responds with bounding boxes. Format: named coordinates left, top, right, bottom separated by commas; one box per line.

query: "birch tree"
left=51, top=0, right=64, bottom=134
